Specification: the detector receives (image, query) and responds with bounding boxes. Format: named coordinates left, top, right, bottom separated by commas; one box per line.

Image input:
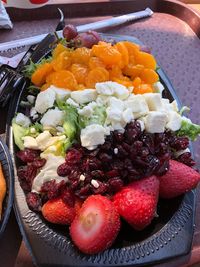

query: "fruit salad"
left=13, top=25, right=200, bottom=255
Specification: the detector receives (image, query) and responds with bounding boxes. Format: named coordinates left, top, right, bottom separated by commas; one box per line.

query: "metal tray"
left=0, top=138, right=14, bottom=238
left=7, top=32, right=196, bottom=267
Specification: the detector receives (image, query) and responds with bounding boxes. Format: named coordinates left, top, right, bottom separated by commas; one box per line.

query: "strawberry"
left=159, top=160, right=200, bottom=199
left=42, top=197, right=76, bottom=225
left=69, top=195, right=120, bottom=254
left=113, top=176, right=159, bottom=230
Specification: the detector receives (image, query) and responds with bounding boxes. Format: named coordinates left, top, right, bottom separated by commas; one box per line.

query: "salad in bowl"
left=12, top=25, right=200, bottom=255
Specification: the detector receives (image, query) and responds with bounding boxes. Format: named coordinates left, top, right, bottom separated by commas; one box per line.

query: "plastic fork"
left=0, top=9, right=65, bottom=107
left=0, top=65, right=24, bottom=107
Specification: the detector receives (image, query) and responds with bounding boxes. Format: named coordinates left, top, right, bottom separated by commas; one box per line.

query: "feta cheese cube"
left=30, top=127, right=36, bottom=134
left=48, top=85, right=70, bottom=99
left=66, top=98, right=79, bottom=107
left=145, top=111, right=168, bottom=133
left=96, top=95, right=111, bottom=105
left=95, top=82, right=115, bottom=95
left=143, top=93, right=163, bottom=111
left=137, top=119, right=145, bottom=132
left=40, top=108, right=64, bottom=127
left=153, top=81, right=165, bottom=94
left=166, top=111, right=182, bottom=131
left=108, top=97, right=124, bottom=111
left=113, top=83, right=129, bottom=100
left=96, top=81, right=129, bottom=99
left=27, top=95, right=35, bottom=104
left=171, top=100, right=179, bottom=112
left=122, top=108, right=134, bottom=123
left=111, top=121, right=125, bottom=133
left=81, top=124, right=106, bottom=150
left=15, top=113, right=31, bottom=128
left=106, top=106, right=122, bottom=122
left=71, top=89, right=97, bottom=104
left=35, top=88, right=56, bottom=114
left=78, top=105, right=93, bottom=117
left=91, top=179, right=99, bottom=188
left=125, top=95, right=149, bottom=118
left=23, top=136, right=38, bottom=150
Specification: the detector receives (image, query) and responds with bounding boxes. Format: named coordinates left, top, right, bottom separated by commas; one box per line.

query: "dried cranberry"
left=57, top=163, right=71, bottom=176
left=170, top=136, right=189, bottom=151
left=99, top=153, right=113, bottom=162
left=108, top=178, right=123, bottom=193
left=177, top=152, right=195, bottom=167
left=91, top=170, right=104, bottom=179
left=31, top=158, right=46, bottom=168
left=82, top=158, right=101, bottom=171
left=17, top=165, right=37, bottom=192
left=61, top=189, right=75, bottom=207
left=26, top=192, right=42, bottom=211
left=140, top=133, right=155, bottom=154
left=100, top=141, right=112, bottom=151
left=41, top=180, right=66, bottom=200
left=75, top=184, right=91, bottom=198
left=17, top=148, right=40, bottom=163
left=106, top=170, right=119, bottom=178
left=113, top=131, right=124, bottom=143
left=91, top=181, right=108, bottom=194
left=66, top=148, right=83, bottom=164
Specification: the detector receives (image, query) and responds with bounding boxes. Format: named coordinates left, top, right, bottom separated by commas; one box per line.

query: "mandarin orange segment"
left=135, top=52, right=157, bottom=70
left=31, top=63, right=53, bottom=87
left=91, top=42, right=122, bottom=66
left=139, top=68, right=159, bottom=84
left=70, top=64, right=89, bottom=84
left=41, top=83, right=50, bottom=91
left=77, top=84, right=86, bottom=90
left=52, top=43, right=69, bottom=59
left=51, top=51, right=71, bottom=71
left=134, top=84, right=154, bottom=94
left=123, top=41, right=140, bottom=57
left=113, top=78, right=133, bottom=88
left=109, top=65, right=123, bottom=80
left=123, top=64, right=144, bottom=79
left=133, top=77, right=142, bottom=88
left=89, top=57, right=105, bottom=69
left=85, top=67, right=109, bottom=88
left=71, top=47, right=91, bottom=65
left=46, top=70, right=77, bottom=90
left=114, top=42, right=129, bottom=68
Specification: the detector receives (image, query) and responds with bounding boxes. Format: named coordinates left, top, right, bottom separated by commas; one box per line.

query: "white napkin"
left=0, top=0, right=13, bottom=29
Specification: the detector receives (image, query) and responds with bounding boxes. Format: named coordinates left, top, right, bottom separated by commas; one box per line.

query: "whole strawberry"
left=113, top=176, right=159, bottom=230
left=70, top=195, right=120, bottom=254
left=159, top=160, right=200, bottom=199
left=42, top=197, right=76, bottom=225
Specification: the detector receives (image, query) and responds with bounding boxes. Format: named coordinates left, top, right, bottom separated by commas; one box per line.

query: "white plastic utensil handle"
left=0, top=8, right=153, bottom=54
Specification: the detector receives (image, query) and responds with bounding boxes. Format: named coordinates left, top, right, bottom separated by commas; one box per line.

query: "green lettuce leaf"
left=79, top=106, right=106, bottom=128
left=177, top=118, right=200, bottom=141
left=12, top=121, right=29, bottom=150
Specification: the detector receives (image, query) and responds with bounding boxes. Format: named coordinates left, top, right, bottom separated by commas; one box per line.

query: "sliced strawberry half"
left=70, top=195, right=120, bottom=254
left=159, top=160, right=200, bottom=198
left=42, top=197, right=76, bottom=225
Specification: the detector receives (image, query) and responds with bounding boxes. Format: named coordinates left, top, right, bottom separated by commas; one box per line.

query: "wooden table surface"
left=1, top=2, right=200, bottom=267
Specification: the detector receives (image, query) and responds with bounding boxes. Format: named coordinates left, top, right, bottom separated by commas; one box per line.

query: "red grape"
left=63, top=24, right=78, bottom=41
left=73, top=31, right=101, bottom=48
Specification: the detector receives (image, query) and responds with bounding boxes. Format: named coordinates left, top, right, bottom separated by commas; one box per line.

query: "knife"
left=0, top=8, right=153, bottom=54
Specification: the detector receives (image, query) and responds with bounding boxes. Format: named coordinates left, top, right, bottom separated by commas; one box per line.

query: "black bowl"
left=7, top=33, right=196, bottom=267
left=0, top=138, right=14, bottom=238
